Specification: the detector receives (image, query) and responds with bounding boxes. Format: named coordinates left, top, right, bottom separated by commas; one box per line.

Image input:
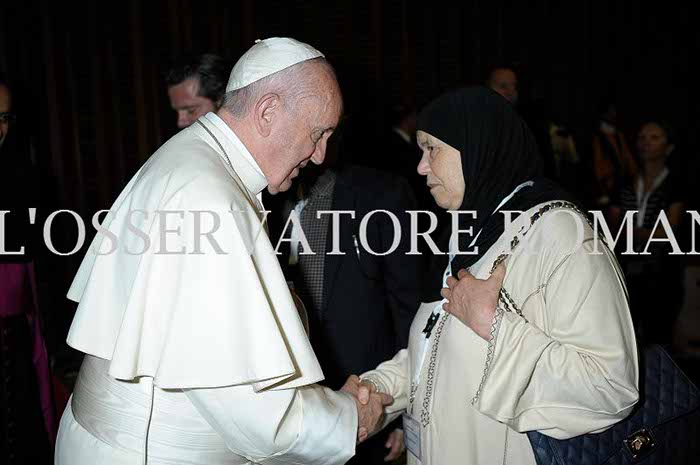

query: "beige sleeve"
left=472, top=242, right=639, bottom=440
left=361, top=348, right=410, bottom=417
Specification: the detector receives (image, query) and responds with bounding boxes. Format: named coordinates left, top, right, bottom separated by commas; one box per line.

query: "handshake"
left=340, top=375, right=393, bottom=443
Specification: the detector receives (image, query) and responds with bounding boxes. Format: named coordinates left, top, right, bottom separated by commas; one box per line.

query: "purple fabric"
left=0, top=263, right=29, bottom=316
left=0, top=263, right=57, bottom=444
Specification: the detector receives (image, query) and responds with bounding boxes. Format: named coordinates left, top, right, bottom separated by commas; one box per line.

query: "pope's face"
left=168, top=78, right=217, bottom=129
left=416, top=130, right=465, bottom=210
left=0, top=84, right=11, bottom=150
left=266, top=80, right=342, bottom=195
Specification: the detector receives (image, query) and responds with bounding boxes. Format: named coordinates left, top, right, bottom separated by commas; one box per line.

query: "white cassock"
left=55, top=113, right=358, bottom=465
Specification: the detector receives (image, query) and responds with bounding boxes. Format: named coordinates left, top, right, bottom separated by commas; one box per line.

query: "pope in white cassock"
left=54, top=38, right=392, bottom=465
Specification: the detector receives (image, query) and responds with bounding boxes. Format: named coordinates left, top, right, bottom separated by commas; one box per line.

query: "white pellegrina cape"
left=55, top=113, right=357, bottom=465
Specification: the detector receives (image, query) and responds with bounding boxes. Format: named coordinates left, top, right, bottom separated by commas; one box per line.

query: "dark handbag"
left=527, top=345, right=700, bottom=465
left=496, top=203, right=700, bottom=464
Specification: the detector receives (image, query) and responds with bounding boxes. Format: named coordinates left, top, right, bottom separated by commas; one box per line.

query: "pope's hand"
left=341, top=375, right=394, bottom=443
left=440, top=264, right=506, bottom=340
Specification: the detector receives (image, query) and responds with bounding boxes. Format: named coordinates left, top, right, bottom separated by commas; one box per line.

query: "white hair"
left=221, top=57, right=337, bottom=118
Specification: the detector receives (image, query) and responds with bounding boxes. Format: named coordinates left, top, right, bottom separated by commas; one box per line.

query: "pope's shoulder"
left=131, top=128, right=249, bottom=210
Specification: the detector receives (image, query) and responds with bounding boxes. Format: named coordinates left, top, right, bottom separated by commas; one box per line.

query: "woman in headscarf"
left=354, top=87, right=639, bottom=464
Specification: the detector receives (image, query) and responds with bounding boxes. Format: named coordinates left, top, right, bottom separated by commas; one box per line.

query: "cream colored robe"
left=363, top=202, right=639, bottom=465
left=55, top=114, right=357, bottom=465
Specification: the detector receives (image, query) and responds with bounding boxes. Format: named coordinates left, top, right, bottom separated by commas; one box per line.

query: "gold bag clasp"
left=623, top=428, right=656, bottom=460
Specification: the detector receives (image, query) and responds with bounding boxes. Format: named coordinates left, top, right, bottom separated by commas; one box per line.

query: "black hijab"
left=417, top=87, right=575, bottom=298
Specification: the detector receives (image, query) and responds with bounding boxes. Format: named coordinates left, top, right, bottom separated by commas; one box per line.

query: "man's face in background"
left=488, top=68, right=518, bottom=105
left=167, top=77, right=216, bottom=129
left=0, top=84, right=11, bottom=150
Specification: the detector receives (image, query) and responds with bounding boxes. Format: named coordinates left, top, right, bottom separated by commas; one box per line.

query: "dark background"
left=1, top=0, right=698, bottom=354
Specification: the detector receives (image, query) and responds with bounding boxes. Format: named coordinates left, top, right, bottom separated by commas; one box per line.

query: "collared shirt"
left=289, top=170, right=337, bottom=315
left=289, top=171, right=337, bottom=264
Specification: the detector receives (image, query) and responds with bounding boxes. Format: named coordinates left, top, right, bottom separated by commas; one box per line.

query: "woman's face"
left=416, top=130, right=465, bottom=210
left=637, top=123, right=674, bottom=162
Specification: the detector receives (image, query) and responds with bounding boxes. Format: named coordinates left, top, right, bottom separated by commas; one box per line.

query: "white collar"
left=449, top=180, right=534, bottom=258
left=634, top=168, right=669, bottom=228
left=196, top=113, right=267, bottom=202
left=204, top=112, right=266, bottom=179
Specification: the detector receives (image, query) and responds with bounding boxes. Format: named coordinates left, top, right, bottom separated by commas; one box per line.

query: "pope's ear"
left=253, top=93, right=280, bottom=137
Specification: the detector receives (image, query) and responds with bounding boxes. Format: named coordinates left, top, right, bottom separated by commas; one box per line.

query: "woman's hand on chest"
left=440, top=264, right=506, bottom=341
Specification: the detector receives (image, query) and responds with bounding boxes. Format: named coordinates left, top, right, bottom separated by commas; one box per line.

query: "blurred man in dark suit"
left=271, top=136, right=423, bottom=463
